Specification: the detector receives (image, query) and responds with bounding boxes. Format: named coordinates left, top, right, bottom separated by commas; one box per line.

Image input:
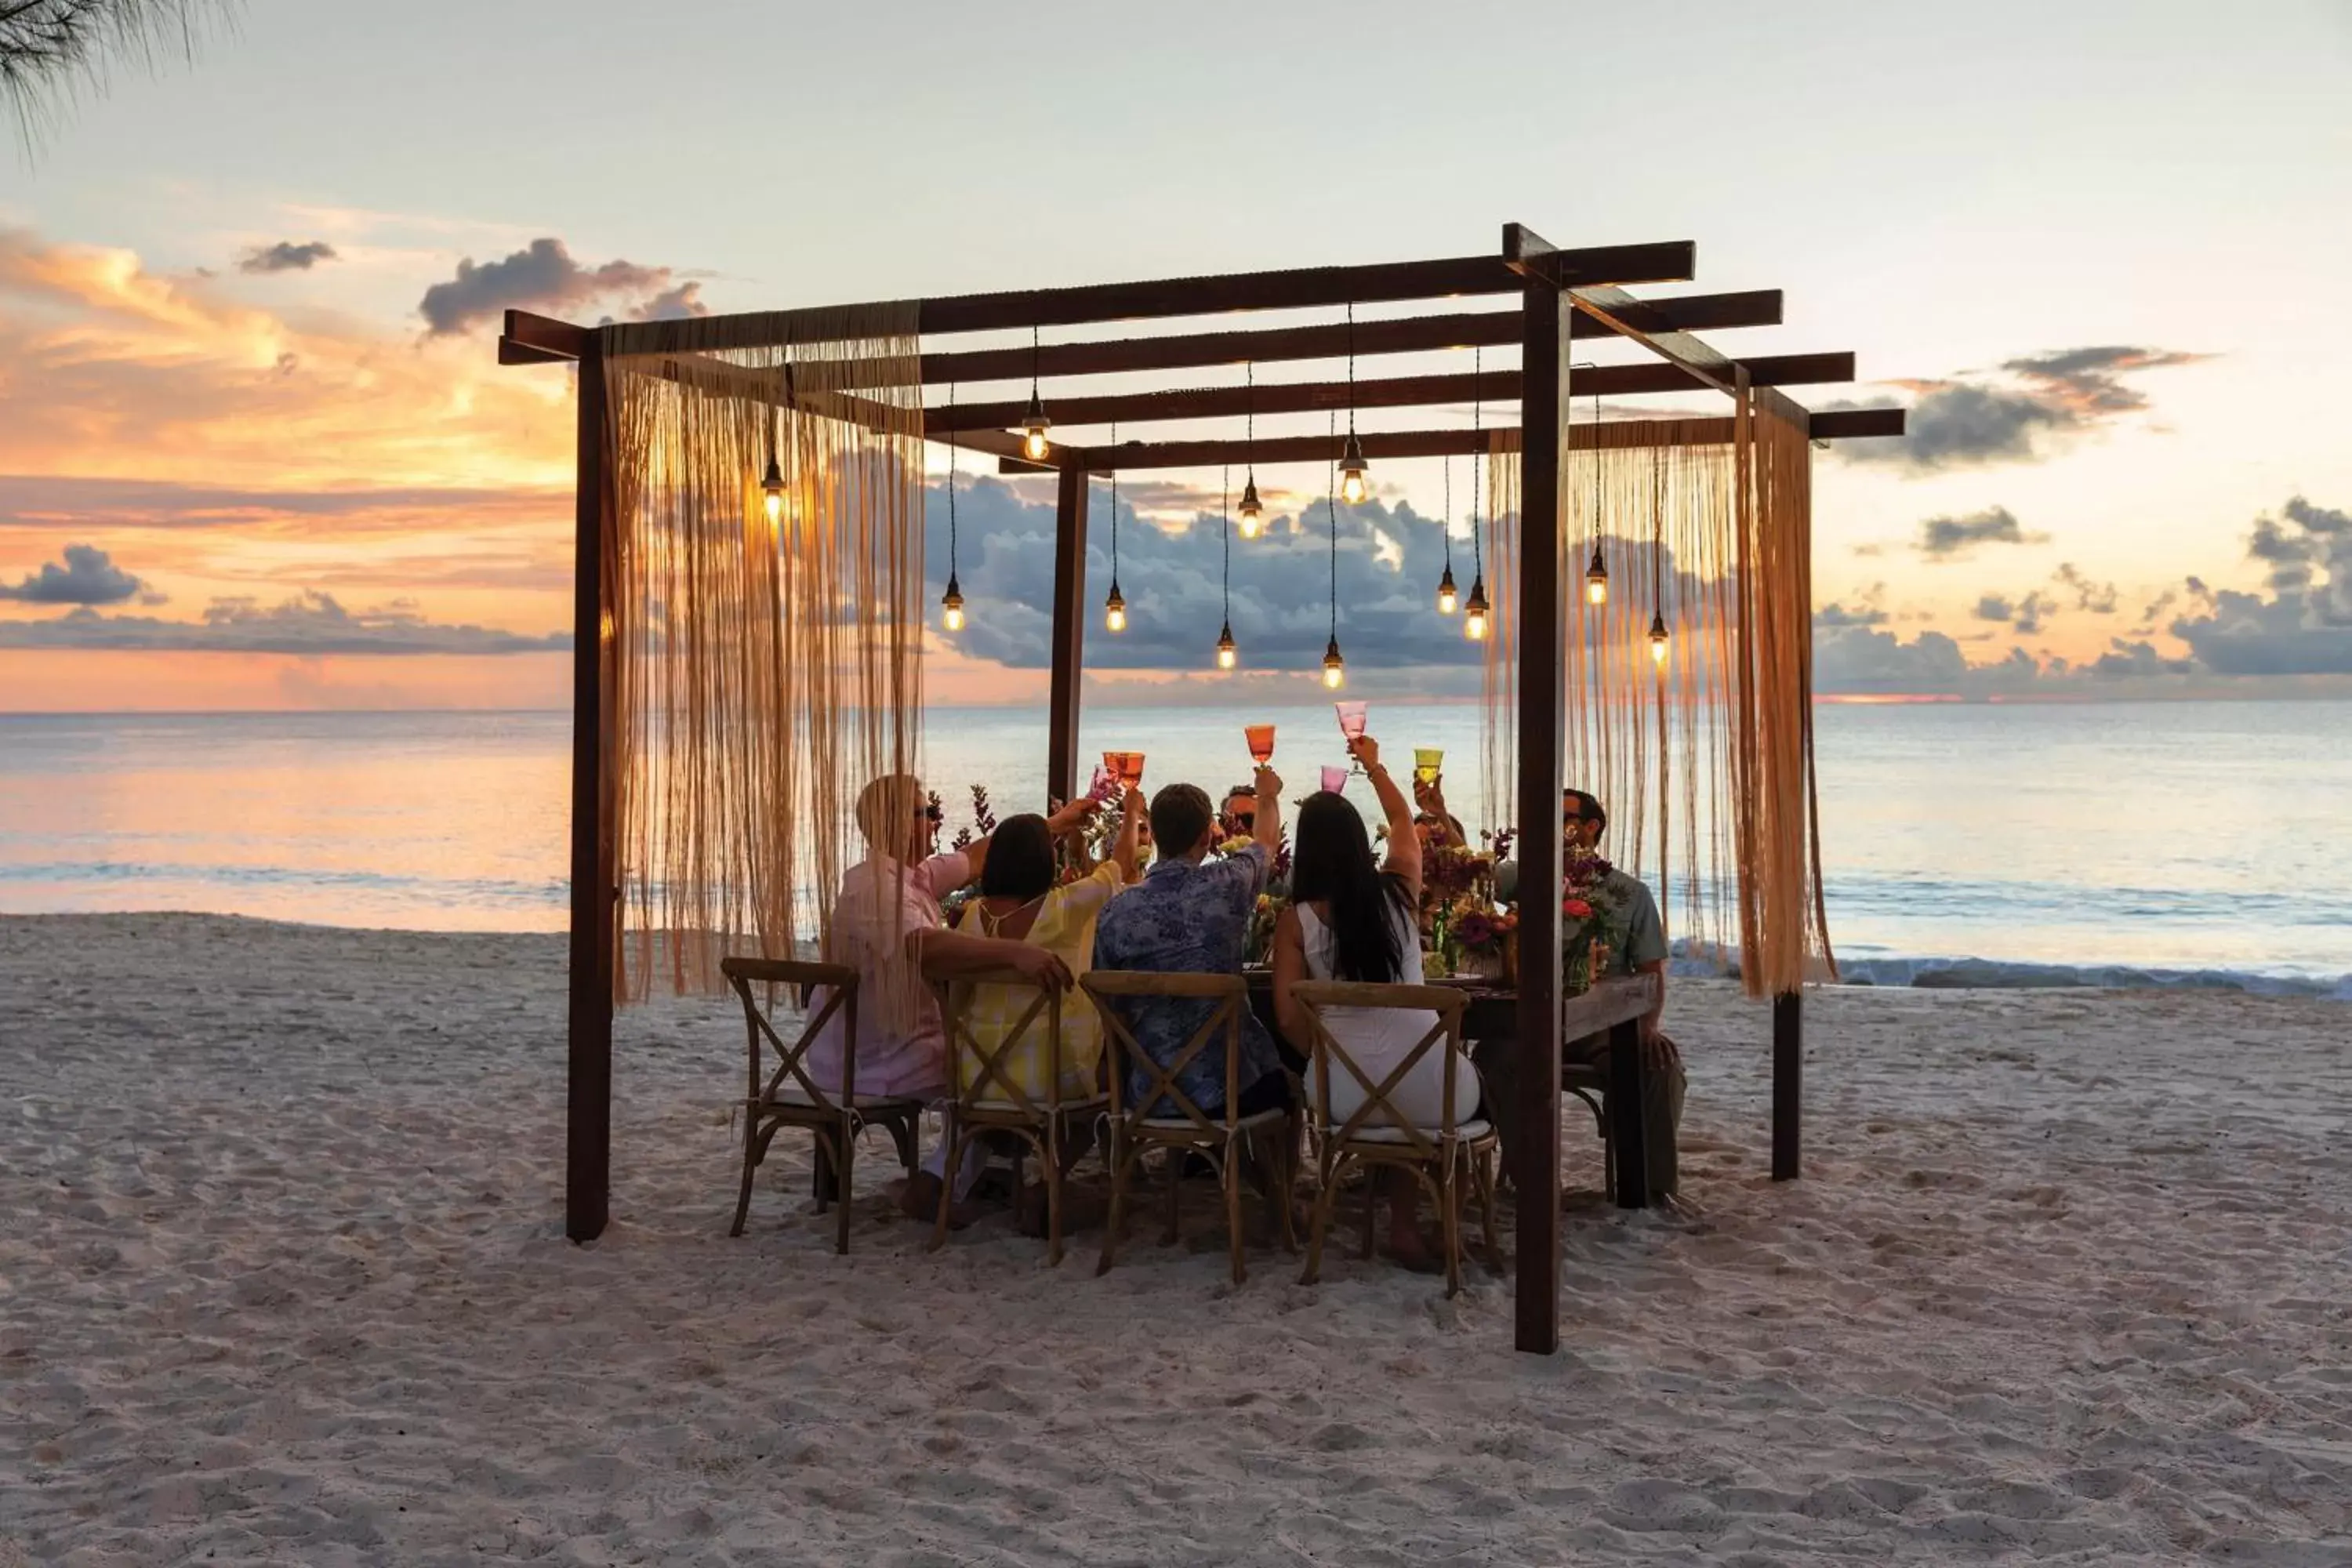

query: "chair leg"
left=834, top=1134, right=855, bottom=1255
left=1163, top=1146, right=1182, bottom=1247
left=1224, top=1142, right=1247, bottom=1287
left=1360, top=1166, right=1379, bottom=1261
left=1300, top=1155, right=1341, bottom=1287
left=1439, top=1160, right=1465, bottom=1298
left=730, top=1111, right=762, bottom=1238
left=1044, top=1119, right=1065, bottom=1269
left=1278, top=1114, right=1301, bottom=1255
left=1098, top=1127, right=1131, bottom=1278
left=1474, top=1146, right=1505, bottom=1274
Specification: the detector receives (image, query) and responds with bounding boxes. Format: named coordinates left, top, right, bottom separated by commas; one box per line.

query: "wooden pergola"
left=500, top=223, right=1903, bottom=1354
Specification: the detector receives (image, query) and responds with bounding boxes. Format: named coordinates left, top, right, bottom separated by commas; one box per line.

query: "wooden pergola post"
left=1046, top=463, right=1091, bottom=806
left=566, top=338, right=616, bottom=1243
left=1508, top=227, right=1571, bottom=1354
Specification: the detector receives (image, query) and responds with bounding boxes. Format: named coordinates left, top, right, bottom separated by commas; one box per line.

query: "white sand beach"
left=3, top=913, right=2349, bottom=1566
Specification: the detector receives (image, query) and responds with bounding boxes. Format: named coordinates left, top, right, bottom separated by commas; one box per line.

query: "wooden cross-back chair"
left=720, top=956, right=923, bottom=1253
left=1291, top=981, right=1503, bottom=1298
left=926, top=964, right=1106, bottom=1266
left=1080, top=971, right=1298, bottom=1285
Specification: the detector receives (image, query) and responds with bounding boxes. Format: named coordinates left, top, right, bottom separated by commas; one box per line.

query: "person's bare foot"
left=1387, top=1227, right=1447, bottom=1275
left=897, top=1173, right=982, bottom=1229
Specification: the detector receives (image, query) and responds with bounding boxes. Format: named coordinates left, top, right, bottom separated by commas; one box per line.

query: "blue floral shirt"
left=1091, top=843, right=1279, bottom=1115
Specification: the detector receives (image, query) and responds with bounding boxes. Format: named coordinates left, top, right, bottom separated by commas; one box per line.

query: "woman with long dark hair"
left=1272, top=734, right=1479, bottom=1270
left=951, top=789, right=1142, bottom=1107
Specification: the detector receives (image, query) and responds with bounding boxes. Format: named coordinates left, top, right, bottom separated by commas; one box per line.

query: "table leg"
left=1606, top=1019, right=1649, bottom=1208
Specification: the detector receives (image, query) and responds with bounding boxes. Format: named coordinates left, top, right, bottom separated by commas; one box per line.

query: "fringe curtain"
left=599, top=306, right=927, bottom=1018
left=1477, top=389, right=1831, bottom=998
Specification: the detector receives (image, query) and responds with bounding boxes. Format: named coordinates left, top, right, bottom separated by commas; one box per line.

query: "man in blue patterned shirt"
left=1093, top=768, right=1292, bottom=1117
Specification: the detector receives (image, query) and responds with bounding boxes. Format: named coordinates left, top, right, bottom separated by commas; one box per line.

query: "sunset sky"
left=3, top=0, right=2348, bottom=710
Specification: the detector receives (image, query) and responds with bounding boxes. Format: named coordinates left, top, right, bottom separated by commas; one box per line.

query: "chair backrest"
left=1080, top=970, right=1248, bottom=1135
left=720, top=955, right=858, bottom=1112
left=1290, top=981, right=1471, bottom=1157
left=924, top=960, right=1067, bottom=1119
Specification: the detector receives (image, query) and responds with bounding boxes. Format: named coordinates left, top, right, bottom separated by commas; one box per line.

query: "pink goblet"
left=1319, top=764, right=1348, bottom=794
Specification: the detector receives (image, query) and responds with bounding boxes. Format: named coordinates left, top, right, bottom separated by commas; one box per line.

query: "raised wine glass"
left=1245, top=724, right=1276, bottom=766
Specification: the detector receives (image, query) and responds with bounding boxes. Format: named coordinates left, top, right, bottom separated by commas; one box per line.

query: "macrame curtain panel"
left=1476, top=386, right=1831, bottom=998
left=600, top=305, right=927, bottom=1015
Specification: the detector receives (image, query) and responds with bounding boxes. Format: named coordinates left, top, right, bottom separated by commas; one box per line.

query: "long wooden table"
left=1243, top=970, right=1661, bottom=1207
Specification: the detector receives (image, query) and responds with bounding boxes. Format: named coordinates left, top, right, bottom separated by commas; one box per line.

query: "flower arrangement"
left=1559, top=841, right=1627, bottom=993
left=1243, top=891, right=1286, bottom=967
left=1452, top=904, right=1518, bottom=958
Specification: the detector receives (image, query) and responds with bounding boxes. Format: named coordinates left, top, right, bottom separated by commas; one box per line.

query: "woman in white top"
left=1272, top=733, right=1481, bottom=1272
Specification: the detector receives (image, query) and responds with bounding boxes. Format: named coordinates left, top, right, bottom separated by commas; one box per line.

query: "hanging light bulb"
left=1649, top=611, right=1671, bottom=666
left=1585, top=545, right=1610, bottom=606
left=1463, top=577, right=1490, bottom=642
left=761, top=453, right=786, bottom=533
left=1338, top=430, right=1370, bottom=506
left=1216, top=622, right=1237, bottom=670
left=1322, top=637, right=1346, bottom=690
left=1436, top=564, right=1458, bottom=615
left=941, top=573, right=965, bottom=633
left=1237, top=478, right=1264, bottom=539
left=1021, top=325, right=1051, bottom=460
left=1021, top=393, right=1051, bottom=461
left=1105, top=580, right=1127, bottom=633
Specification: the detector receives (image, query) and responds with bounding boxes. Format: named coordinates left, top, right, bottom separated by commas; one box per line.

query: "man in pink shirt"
left=808, top=774, right=1095, bottom=1221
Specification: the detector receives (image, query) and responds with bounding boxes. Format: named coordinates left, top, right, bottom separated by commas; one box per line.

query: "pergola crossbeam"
left=996, top=406, right=1903, bottom=473
left=926, top=353, right=1859, bottom=434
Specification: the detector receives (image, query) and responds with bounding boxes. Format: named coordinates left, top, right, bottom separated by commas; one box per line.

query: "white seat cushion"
left=1136, top=1108, right=1287, bottom=1134
left=968, top=1093, right=1109, bottom=1116
left=763, top=1086, right=920, bottom=1112
left=1338, top=1117, right=1493, bottom=1145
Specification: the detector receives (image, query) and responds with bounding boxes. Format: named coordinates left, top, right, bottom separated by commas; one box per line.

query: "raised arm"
left=1250, top=764, right=1284, bottom=882
left=1109, top=786, right=1144, bottom=882
left=1351, top=735, right=1421, bottom=898
left=1413, top=775, right=1467, bottom=848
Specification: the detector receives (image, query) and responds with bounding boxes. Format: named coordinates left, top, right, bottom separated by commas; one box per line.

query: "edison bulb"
left=1106, top=604, right=1127, bottom=633
left=943, top=604, right=965, bottom=632
left=1438, top=584, right=1458, bottom=615
left=1650, top=631, right=1669, bottom=666
left=1340, top=467, right=1368, bottom=506
left=1023, top=426, right=1050, bottom=461
left=1323, top=661, right=1345, bottom=690
left=1465, top=608, right=1489, bottom=641
left=1586, top=577, right=1608, bottom=606
left=1239, top=510, right=1262, bottom=539
left=1218, top=645, right=1236, bottom=670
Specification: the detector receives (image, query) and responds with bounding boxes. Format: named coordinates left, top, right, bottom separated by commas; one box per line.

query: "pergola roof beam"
left=586, top=242, right=1700, bottom=355
left=917, top=290, right=1781, bottom=387
left=1000, top=405, right=1904, bottom=472
left=924, top=353, right=1858, bottom=434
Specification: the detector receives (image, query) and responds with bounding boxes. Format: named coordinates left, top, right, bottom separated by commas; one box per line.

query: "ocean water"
left=2, top=702, right=2347, bottom=998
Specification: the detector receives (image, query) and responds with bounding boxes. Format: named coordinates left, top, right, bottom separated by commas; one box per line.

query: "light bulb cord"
left=1245, top=361, right=1255, bottom=482
left=1109, top=419, right=1119, bottom=584
left=1327, top=409, right=1339, bottom=642
left=1470, top=345, right=1484, bottom=580
left=1029, top=324, right=1040, bottom=401
left=1651, top=445, right=1665, bottom=617
left=1221, top=464, right=1231, bottom=616
left=1442, top=455, right=1454, bottom=574
left=946, top=380, right=958, bottom=577
left=1345, top=302, right=1356, bottom=437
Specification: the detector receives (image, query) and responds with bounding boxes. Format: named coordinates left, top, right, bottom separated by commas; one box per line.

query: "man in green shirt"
left=1563, top=788, right=1686, bottom=1199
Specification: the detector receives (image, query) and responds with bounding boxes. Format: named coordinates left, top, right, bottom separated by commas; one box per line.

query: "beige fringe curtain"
left=1478, top=383, right=1831, bottom=998
left=600, top=306, right=927, bottom=1014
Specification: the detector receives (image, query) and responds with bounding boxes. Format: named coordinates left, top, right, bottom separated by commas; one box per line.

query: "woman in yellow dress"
left=949, top=786, right=1143, bottom=1105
